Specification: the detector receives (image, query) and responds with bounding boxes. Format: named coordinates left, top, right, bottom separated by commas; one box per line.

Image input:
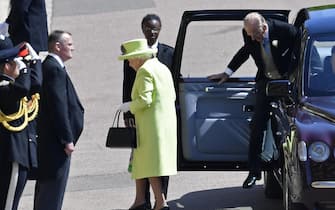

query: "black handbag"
left=105, top=110, right=137, bottom=148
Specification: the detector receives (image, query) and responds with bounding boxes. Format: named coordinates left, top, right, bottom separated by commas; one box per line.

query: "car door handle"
left=226, top=87, right=253, bottom=92
left=205, top=86, right=253, bottom=92
left=205, top=86, right=251, bottom=99
left=205, top=86, right=225, bottom=92
left=228, top=92, right=249, bottom=99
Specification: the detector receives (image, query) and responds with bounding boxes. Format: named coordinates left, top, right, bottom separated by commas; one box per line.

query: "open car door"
left=172, top=10, right=290, bottom=171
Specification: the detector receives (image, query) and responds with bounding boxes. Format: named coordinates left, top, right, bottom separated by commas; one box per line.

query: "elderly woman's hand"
left=118, top=102, right=131, bottom=112
left=0, top=22, right=9, bottom=36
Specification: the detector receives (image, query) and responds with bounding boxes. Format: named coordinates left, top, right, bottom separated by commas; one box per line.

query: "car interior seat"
left=323, top=56, right=332, bottom=74
left=316, top=55, right=335, bottom=92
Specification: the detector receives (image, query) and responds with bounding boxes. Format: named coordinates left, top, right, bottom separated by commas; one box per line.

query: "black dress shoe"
left=129, top=203, right=147, bottom=210
left=242, top=173, right=261, bottom=189
left=159, top=206, right=169, bottom=210
left=145, top=202, right=152, bottom=210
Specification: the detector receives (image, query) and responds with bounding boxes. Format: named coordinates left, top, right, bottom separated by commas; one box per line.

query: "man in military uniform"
left=0, top=35, right=42, bottom=210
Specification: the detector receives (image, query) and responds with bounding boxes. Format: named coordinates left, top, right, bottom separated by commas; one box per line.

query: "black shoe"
left=159, top=206, right=169, bottom=210
left=129, top=203, right=148, bottom=210
left=242, top=173, right=260, bottom=189
left=145, top=202, right=152, bottom=210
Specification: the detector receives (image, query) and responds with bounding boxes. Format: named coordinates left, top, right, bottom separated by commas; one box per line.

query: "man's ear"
left=262, top=24, right=266, bottom=31
left=2, top=62, right=11, bottom=75
left=2, top=62, right=10, bottom=74
left=55, top=41, right=62, bottom=51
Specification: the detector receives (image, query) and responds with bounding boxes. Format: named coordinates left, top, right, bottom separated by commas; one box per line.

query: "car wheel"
left=264, top=170, right=282, bottom=199
left=283, top=167, right=307, bottom=210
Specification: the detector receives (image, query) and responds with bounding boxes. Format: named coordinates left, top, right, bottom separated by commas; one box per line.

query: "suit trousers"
left=33, top=157, right=71, bottom=210
left=248, top=80, right=272, bottom=175
left=0, top=161, right=28, bottom=210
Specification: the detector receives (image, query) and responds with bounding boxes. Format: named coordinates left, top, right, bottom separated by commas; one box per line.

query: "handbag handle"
left=112, top=110, right=122, bottom=128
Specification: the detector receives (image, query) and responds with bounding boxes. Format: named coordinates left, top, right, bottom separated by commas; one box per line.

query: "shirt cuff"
left=224, top=67, right=234, bottom=76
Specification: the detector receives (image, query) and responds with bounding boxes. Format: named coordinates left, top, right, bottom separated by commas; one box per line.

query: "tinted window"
left=305, top=35, right=335, bottom=96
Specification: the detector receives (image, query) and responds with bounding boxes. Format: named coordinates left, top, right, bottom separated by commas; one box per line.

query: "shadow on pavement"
left=168, top=185, right=283, bottom=210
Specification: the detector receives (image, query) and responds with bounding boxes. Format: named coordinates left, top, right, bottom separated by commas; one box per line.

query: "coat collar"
left=48, top=53, right=65, bottom=68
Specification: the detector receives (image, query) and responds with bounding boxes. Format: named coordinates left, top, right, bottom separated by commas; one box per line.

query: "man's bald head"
left=243, top=12, right=267, bottom=42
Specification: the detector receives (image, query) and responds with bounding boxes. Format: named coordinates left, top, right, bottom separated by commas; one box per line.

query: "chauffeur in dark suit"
left=0, top=35, right=42, bottom=210
left=122, top=14, right=174, bottom=209
left=208, top=12, right=299, bottom=188
left=6, top=0, right=48, bottom=53
left=33, top=30, right=84, bottom=210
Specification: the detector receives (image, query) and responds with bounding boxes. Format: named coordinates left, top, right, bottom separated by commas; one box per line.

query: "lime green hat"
left=118, top=38, right=157, bottom=60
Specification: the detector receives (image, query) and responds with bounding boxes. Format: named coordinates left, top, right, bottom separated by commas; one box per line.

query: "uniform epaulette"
left=0, top=80, right=10, bottom=86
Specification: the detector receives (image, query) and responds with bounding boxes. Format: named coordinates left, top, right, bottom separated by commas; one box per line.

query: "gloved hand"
left=25, top=42, right=40, bottom=60
left=13, top=57, right=27, bottom=73
left=118, top=102, right=131, bottom=112
left=0, top=22, right=9, bottom=36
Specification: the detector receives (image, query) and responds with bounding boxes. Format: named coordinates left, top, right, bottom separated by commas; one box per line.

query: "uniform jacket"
left=123, top=42, right=174, bottom=119
left=37, top=55, right=84, bottom=179
left=227, top=19, right=299, bottom=81
left=6, top=0, right=48, bottom=52
left=0, top=60, right=42, bottom=169
left=130, top=58, right=177, bottom=179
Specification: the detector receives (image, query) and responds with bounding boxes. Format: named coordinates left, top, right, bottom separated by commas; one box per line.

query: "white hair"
left=244, top=12, right=266, bottom=28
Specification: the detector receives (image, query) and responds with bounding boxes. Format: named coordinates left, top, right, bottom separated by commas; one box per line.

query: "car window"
left=180, top=20, right=257, bottom=78
left=306, top=37, right=335, bottom=96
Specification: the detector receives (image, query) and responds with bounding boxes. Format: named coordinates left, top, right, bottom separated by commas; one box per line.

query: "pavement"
left=1, top=1, right=334, bottom=210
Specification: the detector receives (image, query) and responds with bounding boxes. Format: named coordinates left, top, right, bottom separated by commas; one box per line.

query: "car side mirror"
left=266, top=80, right=292, bottom=97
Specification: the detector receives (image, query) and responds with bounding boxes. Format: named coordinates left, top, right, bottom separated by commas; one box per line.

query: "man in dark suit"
left=33, top=30, right=84, bottom=210
left=0, top=35, right=42, bottom=210
left=123, top=14, right=174, bottom=209
left=208, top=12, right=299, bottom=188
left=6, top=0, right=48, bottom=53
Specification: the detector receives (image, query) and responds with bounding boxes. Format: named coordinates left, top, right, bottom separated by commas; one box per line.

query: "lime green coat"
left=129, top=58, right=177, bottom=179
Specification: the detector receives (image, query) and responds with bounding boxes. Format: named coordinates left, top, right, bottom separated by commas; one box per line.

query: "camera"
left=18, top=44, right=33, bottom=66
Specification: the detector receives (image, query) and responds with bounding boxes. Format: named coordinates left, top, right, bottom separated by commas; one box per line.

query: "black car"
left=173, top=5, right=335, bottom=210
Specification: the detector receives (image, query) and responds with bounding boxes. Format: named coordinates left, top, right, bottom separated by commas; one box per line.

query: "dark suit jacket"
left=227, top=19, right=299, bottom=82
left=37, top=55, right=84, bottom=179
left=122, top=42, right=174, bottom=119
left=6, top=0, right=48, bottom=52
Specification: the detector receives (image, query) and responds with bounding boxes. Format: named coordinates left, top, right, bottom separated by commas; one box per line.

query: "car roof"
left=303, top=4, right=335, bottom=35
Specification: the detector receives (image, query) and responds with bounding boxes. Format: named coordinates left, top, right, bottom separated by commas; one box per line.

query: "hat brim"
left=0, top=46, right=20, bottom=64
left=118, top=48, right=157, bottom=60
